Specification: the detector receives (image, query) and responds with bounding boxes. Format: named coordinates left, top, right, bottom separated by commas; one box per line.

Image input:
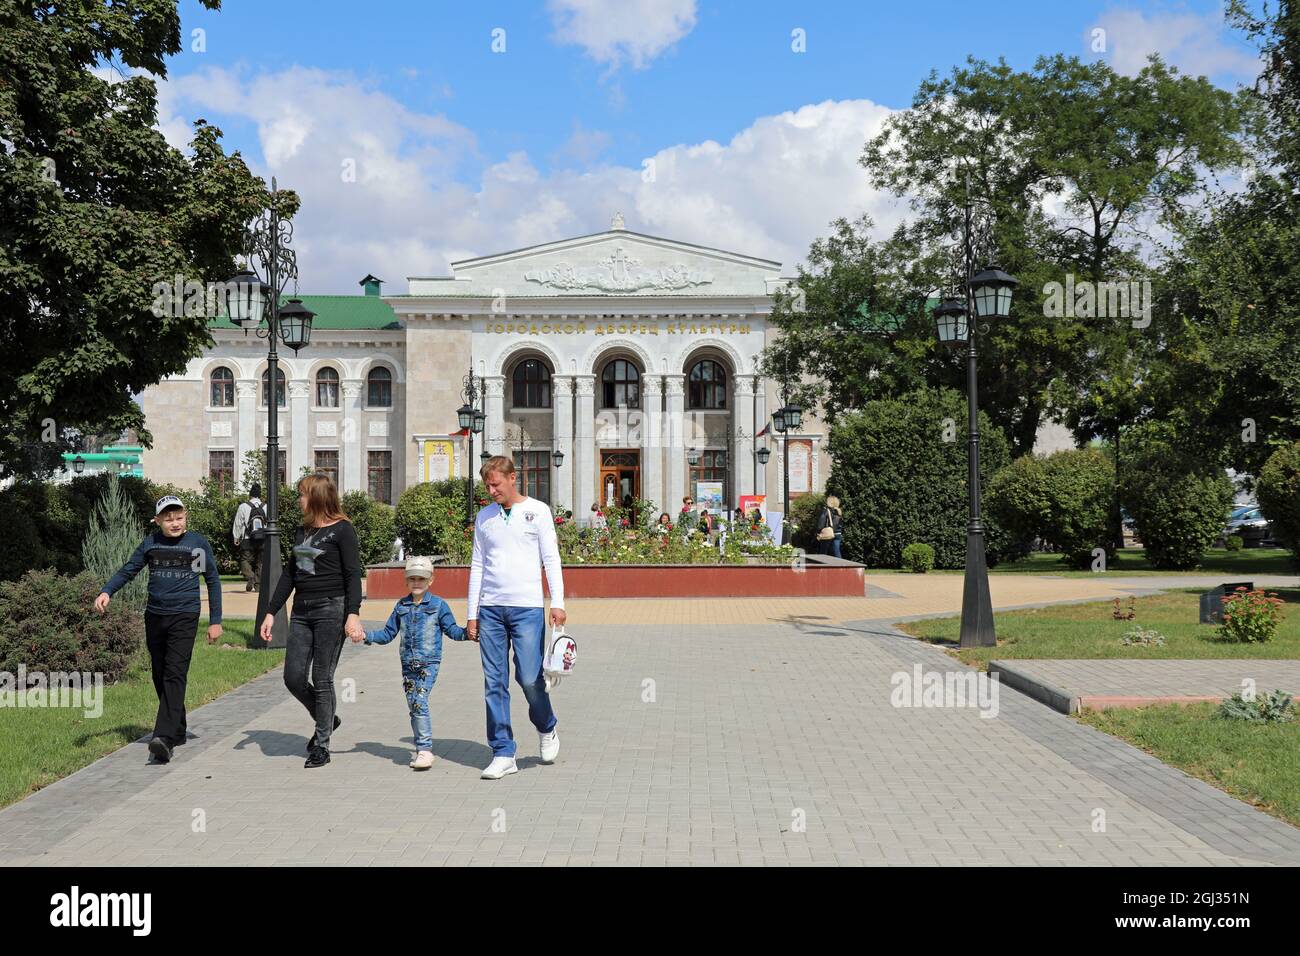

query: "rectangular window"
left=516, top=450, right=550, bottom=505
left=208, top=450, right=235, bottom=492
left=314, top=449, right=339, bottom=486
left=367, top=450, right=392, bottom=504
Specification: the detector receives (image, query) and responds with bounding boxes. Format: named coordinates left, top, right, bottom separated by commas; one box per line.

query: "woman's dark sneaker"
left=148, top=737, right=173, bottom=764
left=304, top=746, right=330, bottom=769
left=306, top=715, right=342, bottom=752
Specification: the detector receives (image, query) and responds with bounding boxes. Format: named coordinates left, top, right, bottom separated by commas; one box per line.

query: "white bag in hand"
left=543, top=626, right=577, bottom=692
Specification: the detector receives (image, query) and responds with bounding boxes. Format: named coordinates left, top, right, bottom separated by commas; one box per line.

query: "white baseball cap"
left=154, top=494, right=185, bottom=515
left=404, top=555, right=434, bottom=579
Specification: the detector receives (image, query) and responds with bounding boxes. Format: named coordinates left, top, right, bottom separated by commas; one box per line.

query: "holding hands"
left=345, top=614, right=365, bottom=644
left=466, top=619, right=479, bottom=642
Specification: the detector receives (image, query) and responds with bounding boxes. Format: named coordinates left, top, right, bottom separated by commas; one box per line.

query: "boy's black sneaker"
left=306, top=715, right=342, bottom=752
left=304, top=746, right=330, bottom=769
left=148, top=737, right=173, bottom=764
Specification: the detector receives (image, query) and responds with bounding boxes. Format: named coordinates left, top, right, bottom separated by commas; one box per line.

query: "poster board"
left=695, top=481, right=724, bottom=512
left=423, top=439, right=455, bottom=482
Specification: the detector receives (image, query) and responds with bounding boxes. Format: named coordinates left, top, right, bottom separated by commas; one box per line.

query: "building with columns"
left=139, top=217, right=832, bottom=518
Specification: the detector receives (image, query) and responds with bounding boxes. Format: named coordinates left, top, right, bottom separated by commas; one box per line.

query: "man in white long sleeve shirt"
left=467, top=456, right=567, bottom=779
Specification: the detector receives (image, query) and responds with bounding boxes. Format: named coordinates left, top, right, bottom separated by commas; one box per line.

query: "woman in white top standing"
left=466, top=456, right=567, bottom=779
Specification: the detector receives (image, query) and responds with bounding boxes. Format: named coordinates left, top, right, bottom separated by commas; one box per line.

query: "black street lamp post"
left=226, top=178, right=314, bottom=650
left=771, top=395, right=802, bottom=546
left=458, top=369, right=485, bottom=522
left=932, top=173, right=1018, bottom=649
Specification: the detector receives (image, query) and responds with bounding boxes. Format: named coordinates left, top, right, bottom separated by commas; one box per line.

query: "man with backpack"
left=232, top=483, right=267, bottom=592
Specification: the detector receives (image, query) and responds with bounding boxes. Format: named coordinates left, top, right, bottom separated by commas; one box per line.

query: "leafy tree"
left=0, top=0, right=293, bottom=478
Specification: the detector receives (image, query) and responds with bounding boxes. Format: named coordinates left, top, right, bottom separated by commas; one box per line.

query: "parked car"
left=1225, top=507, right=1276, bottom=547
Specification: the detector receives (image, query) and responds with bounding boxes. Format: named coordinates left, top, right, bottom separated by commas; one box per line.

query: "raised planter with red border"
left=365, top=561, right=865, bottom=600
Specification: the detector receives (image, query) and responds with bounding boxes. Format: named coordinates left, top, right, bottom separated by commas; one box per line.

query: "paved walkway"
left=991, top=659, right=1300, bottom=714
left=3, top=603, right=1300, bottom=865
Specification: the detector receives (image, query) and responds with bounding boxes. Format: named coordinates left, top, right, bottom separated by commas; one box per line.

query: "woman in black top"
left=261, top=473, right=363, bottom=768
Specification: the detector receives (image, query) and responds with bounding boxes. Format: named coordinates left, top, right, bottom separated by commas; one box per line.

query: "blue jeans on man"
left=477, top=605, right=556, bottom=757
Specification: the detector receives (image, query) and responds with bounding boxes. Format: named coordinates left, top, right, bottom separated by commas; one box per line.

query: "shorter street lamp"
left=73, top=456, right=85, bottom=475
left=772, top=402, right=803, bottom=541
left=551, top=448, right=564, bottom=468
left=686, top=447, right=701, bottom=467
left=756, top=445, right=771, bottom=466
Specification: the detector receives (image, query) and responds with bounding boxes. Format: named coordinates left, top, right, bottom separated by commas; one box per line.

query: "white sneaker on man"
left=481, top=756, right=518, bottom=779
left=539, top=729, right=560, bottom=763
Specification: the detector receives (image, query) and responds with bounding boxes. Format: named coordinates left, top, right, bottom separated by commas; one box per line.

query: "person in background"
left=817, top=496, right=844, bottom=558
left=231, top=483, right=266, bottom=592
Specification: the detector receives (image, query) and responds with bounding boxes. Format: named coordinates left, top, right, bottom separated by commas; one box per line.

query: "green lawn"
left=867, top=547, right=1296, bottom=576
left=1079, top=703, right=1300, bottom=828
left=896, top=588, right=1300, bottom=668
left=0, top=618, right=284, bottom=809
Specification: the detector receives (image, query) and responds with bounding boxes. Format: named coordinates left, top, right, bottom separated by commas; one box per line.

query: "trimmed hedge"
left=987, top=447, right=1115, bottom=569
left=1257, top=441, right=1300, bottom=562
left=1119, top=423, right=1234, bottom=570
left=0, top=570, right=142, bottom=684
left=825, top=388, right=1012, bottom=569
left=395, top=479, right=488, bottom=562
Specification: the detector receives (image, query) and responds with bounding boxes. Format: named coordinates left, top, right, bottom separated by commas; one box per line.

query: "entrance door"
left=599, top=449, right=640, bottom=507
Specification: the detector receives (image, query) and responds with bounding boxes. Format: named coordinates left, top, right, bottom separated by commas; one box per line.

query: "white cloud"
left=154, top=65, right=901, bottom=292
left=546, top=0, right=697, bottom=70
left=1088, top=8, right=1263, bottom=78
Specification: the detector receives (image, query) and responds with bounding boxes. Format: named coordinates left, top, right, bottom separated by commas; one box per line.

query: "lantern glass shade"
left=933, top=298, right=969, bottom=346
left=552, top=449, right=564, bottom=468
left=686, top=447, right=701, bottom=466
left=226, top=269, right=268, bottom=327
left=783, top=404, right=803, bottom=431
left=472, top=410, right=486, bottom=434
left=457, top=404, right=475, bottom=430
left=771, top=408, right=788, bottom=434
left=278, top=298, right=315, bottom=352
left=72, top=456, right=85, bottom=474
left=479, top=449, right=491, bottom=462
left=969, top=265, right=1018, bottom=320
left=756, top=446, right=771, bottom=465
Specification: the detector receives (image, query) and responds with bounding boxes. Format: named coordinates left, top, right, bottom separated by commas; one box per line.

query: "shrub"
left=0, top=570, right=142, bottom=684
left=395, top=479, right=487, bottom=562
left=787, top=492, right=826, bottom=552
left=1217, top=690, right=1295, bottom=723
left=81, top=473, right=147, bottom=611
left=0, top=497, right=47, bottom=582
left=1257, top=441, right=1300, bottom=561
left=826, top=388, right=1011, bottom=569
left=342, top=491, right=397, bottom=565
left=1120, top=626, right=1165, bottom=646
left=987, top=448, right=1115, bottom=569
left=901, top=543, right=935, bottom=573
left=1225, top=534, right=1244, bottom=552
left=1217, top=587, right=1285, bottom=643
left=1120, top=423, right=1233, bottom=570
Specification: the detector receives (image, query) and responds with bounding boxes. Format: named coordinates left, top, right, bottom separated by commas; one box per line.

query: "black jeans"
left=144, top=610, right=199, bottom=745
left=284, top=595, right=347, bottom=750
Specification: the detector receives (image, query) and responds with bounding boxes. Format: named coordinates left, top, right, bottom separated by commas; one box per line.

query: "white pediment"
left=408, top=229, right=783, bottom=298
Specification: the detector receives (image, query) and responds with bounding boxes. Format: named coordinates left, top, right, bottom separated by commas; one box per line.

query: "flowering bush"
left=1217, top=587, right=1286, bottom=643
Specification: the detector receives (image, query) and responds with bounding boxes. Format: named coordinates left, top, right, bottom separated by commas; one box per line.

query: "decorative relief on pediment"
left=523, top=246, right=713, bottom=293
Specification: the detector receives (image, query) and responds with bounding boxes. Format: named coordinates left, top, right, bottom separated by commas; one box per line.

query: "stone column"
left=665, top=373, right=686, bottom=510
left=734, top=375, right=755, bottom=498
left=641, top=375, right=662, bottom=509
left=575, top=374, right=595, bottom=520
left=288, top=379, right=310, bottom=482
left=552, top=376, right=574, bottom=510
left=342, top=379, right=363, bottom=493
left=236, top=380, right=257, bottom=485
left=484, top=376, right=505, bottom=457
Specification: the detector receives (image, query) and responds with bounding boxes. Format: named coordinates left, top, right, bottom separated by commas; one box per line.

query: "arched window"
left=315, top=367, right=340, bottom=407
left=367, top=366, right=392, bottom=407
left=512, top=359, right=552, bottom=408
left=261, top=368, right=286, bottom=408
left=601, top=358, right=640, bottom=409
left=210, top=366, right=234, bottom=407
left=688, top=359, right=728, bottom=409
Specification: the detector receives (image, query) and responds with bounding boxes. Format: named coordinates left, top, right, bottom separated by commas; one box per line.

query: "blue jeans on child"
left=477, top=605, right=556, bottom=758
left=403, top=659, right=441, bottom=751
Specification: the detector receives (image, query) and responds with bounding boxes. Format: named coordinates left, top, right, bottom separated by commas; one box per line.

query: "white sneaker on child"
left=410, top=750, right=434, bottom=770
left=480, top=756, right=518, bottom=779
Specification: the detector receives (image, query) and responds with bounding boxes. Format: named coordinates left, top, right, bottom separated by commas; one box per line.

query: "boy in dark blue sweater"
left=95, top=495, right=223, bottom=764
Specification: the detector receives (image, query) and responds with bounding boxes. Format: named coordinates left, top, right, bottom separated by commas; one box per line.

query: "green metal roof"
left=210, top=294, right=400, bottom=331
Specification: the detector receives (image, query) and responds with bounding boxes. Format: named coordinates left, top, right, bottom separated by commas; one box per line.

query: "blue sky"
left=157, top=0, right=1262, bottom=292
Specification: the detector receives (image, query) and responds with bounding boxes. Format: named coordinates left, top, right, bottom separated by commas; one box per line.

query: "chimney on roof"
left=359, top=274, right=384, bottom=296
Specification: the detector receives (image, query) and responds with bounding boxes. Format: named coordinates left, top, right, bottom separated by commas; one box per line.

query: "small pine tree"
left=82, top=472, right=147, bottom=610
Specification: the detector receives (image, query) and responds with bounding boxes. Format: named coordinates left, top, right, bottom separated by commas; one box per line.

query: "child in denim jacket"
left=356, top=556, right=466, bottom=769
